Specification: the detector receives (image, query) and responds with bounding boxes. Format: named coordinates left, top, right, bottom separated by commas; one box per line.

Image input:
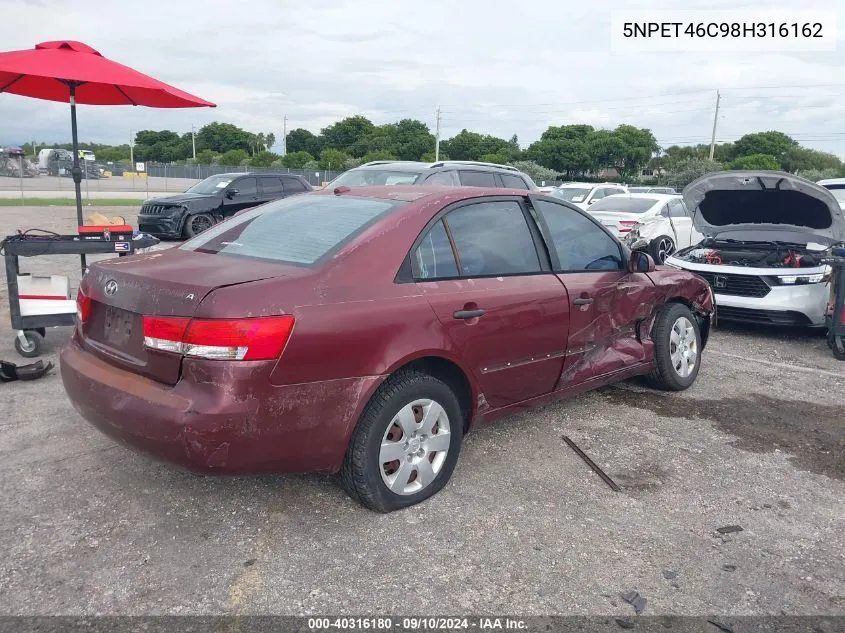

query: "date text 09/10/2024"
left=622, top=22, right=824, bottom=39
left=306, top=618, right=529, bottom=631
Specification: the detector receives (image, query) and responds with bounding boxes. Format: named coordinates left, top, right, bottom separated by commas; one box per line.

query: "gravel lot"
left=1, top=205, right=843, bottom=616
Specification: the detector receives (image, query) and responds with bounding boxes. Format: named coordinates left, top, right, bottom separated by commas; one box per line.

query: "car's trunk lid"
left=589, top=211, right=644, bottom=237
left=683, top=171, right=845, bottom=244
left=80, top=248, right=299, bottom=385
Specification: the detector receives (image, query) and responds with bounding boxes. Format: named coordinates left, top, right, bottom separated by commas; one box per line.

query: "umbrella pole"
left=68, top=83, right=86, bottom=277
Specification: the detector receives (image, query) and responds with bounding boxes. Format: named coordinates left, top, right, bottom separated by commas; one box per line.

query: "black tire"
left=648, top=235, right=676, bottom=264
left=830, top=334, right=845, bottom=361
left=646, top=303, right=702, bottom=391
left=340, top=370, right=464, bottom=513
left=183, top=213, right=215, bottom=238
left=35, top=328, right=46, bottom=338
left=15, top=330, right=44, bottom=358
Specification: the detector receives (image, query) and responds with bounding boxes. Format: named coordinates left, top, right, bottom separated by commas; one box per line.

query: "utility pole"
left=282, top=115, right=287, bottom=156
left=434, top=106, right=442, bottom=162
left=129, top=129, right=134, bottom=170
left=709, top=90, right=720, bottom=161
left=191, top=125, right=197, bottom=160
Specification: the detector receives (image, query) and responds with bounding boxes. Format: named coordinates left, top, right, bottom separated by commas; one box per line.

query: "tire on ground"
left=646, top=302, right=702, bottom=391
left=183, top=213, right=215, bottom=238
left=648, top=235, right=675, bottom=264
left=340, top=370, right=464, bottom=513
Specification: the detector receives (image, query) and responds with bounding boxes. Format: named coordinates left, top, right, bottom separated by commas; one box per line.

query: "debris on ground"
left=662, top=569, right=678, bottom=580
left=620, top=590, right=647, bottom=615
left=722, top=564, right=737, bottom=572
left=716, top=525, right=744, bottom=535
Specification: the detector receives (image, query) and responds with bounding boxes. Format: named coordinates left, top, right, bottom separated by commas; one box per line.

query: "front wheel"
left=829, top=333, right=845, bottom=361
left=647, top=303, right=702, bottom=391
left=183, top=213, right=215, bottom=238
left=340, top=371, right=463, bottom=513
left=648, top=235, right=675, bottom=264
left=15, top=330, right=44, bottom=358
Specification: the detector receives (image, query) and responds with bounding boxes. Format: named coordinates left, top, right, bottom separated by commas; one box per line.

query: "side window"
left=259, top=177, right=285, bottom=196
left=414, top=220, right=459, bottom=280
left=458, top=171, right=497, bottom=187
left=608, top=188, right=627, bottom=196
left=423, top=171, right=457, bottom=186
left=668, top=199, right=688, bottom=217
left=233, top=177, right=257, bottom=197
left=444, top=200, right=541, bottom=276
left=533, top=199, right=624, bottom=271
left=500, top=173, right=530, bottom=190
left=282, top=176, right=307, bottom=192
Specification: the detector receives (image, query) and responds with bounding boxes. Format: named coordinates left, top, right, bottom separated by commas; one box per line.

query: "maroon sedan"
left=61, top=186, right=714, bottom=512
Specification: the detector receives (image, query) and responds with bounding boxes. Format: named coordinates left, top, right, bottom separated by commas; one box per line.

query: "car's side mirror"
left=629, top=250, right=655, bottom=273
left=225, top=189, right=238, bottom=199
left=587, top=199, right=595, bottom=205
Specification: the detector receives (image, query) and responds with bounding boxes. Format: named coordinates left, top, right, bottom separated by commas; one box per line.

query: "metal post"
left=18, top=155, right=24, bottom=204
left=164, top=163, right=168, bottom=192
left=435, top=106, right=441, bottom=161
left=709, top=90, right=720, bottom=161
left=83, top=156, right=90, bottom=204
left=282, top=115, right=287, bottom=156
left=68, top=83, right=86, bottom=276
left=191, top=126, right=197, bottom=160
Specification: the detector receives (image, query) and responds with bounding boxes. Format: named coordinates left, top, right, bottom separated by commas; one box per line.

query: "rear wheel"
left=15, top=330, right=44, bottom=358
left=829, top=333, right=845, bottom=361
left=647, top=303, right=701, bottom=391
left=649, top=235, right=675, bottom=264
left=183, top=213, right=215, bottom=238
left=340, top=371, right=463, bottom=513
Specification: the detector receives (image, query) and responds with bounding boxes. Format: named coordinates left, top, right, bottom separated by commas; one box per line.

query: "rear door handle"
left=574, top=298, right=593, bottom=306
left=454, top=309, right=486, bottom=320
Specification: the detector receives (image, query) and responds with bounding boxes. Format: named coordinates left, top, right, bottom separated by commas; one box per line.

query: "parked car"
left=326, top=160, right=538, bottom=190
left=818, top=177, right=845, bottom=209
left=549, top=182, right=629, bottom=210
left=664, top=171, right=845, bottom=327
left=136, top=172, right=313, bottom=239
left=62, top=185, right=714, bottom=512
left=584, top=193, right=703, bottom=264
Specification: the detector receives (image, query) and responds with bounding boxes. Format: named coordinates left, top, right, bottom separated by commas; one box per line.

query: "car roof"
left=818, top=178, right=845, bottom=186
left=557, top=182, right=626, bottom=188
left=602, top=192, right=680, bottom=201
left=312, top=184, right=531, bottom=202
left=349, top=160, right=526, bottom=174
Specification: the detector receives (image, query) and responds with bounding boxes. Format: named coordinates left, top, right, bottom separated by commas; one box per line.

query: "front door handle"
left=574, top=297, right=593, bottom=306
left=454, top=309, right=485, bottom=320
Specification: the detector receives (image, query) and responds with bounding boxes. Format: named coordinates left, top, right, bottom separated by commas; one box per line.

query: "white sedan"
left=585, top=193, right=703, bottom=263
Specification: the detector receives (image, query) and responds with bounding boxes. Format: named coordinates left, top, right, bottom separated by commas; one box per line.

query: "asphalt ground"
left=0, top=205, right=843, bottom=616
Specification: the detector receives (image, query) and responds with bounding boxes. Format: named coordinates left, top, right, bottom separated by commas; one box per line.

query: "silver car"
left=664, top=171, right=845, bottom=327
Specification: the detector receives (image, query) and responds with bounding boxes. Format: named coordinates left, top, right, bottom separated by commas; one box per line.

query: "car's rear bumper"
left=60, top=336, right=384, bottom=474
left=137, top=214, right=183, bottom=239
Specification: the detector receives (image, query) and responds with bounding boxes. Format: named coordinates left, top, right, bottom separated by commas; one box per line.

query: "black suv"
left=137, top=172, right=313, bottom=239
left=326, top=160, right=538, bottom=190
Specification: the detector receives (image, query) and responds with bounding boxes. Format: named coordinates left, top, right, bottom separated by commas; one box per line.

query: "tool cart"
left=2, top=226, right=158, bottom=357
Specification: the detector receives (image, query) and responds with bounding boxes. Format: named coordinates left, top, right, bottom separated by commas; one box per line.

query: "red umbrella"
left=0, top=40, right=215, bottom=271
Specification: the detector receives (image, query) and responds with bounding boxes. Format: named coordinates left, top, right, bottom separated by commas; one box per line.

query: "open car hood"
left=683, top=171, right=845, bottom=245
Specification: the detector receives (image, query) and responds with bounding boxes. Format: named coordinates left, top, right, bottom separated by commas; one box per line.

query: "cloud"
left=1, top=0, right=843, bottom=158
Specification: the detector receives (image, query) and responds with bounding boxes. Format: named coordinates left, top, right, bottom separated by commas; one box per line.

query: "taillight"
left=76, top=288, right=91, bottom=323
left=618, top=220, right=638, bottom=234
left=142, top=315, right=295, bottom=361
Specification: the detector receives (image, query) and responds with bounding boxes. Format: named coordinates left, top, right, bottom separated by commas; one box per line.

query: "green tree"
left=782, top=146, right=842, bottom=173
left=280, top=151, right=315, bottom=168
left=527, top=124, right=595, bottom=177
left=249, top=151, right=279, bottom=167
left=318, top=148, right=350, bottom=170
left=605, top=124, right=659, bottom=181
left=729, top=153, right=780, bottom=170
left=220, top=149, right=249, bottom=166
left=479, top=152, right=510, bottom=165
left=732, top=131, right=797, bottom=167
left=362, top=149, right=396, bottom=162
left=510, top=160, right=557, bottom=183
left=286, top=128, right=323, bottom=156
left=322, top=116, right=375, bottom=154
left=195, top=149, right=216, bottom=165
left=196, top=122, right=254, bottom=154
left=798, top=167, right=843, bottom=182
left=390, top=119, right=435, bottom=161
left=96, top=145, right=131, bottom=162
left=665, top=158, right=722, bottom=190
left=350, top=125, right=396, bottom=157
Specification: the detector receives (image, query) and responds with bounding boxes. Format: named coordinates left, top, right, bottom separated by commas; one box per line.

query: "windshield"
left=588, top=197, right=658, bottom=213
left=180, top=194, right=404, bottom=265
left=329, top=169, right=423, bottom=187
left=185, top=174, right=237, bottom=195
left=550, top=187, right=592, bottom=203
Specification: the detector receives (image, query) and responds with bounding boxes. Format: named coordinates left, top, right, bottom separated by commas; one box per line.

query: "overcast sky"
left=1, top=0, right=844, bottom=156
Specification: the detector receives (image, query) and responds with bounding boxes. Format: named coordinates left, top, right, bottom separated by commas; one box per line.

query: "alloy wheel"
left=669, top=316, right=698, bottom=378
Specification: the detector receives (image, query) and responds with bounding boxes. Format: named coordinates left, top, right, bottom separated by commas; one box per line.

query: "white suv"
left=549, top=182, right=628, bottom=210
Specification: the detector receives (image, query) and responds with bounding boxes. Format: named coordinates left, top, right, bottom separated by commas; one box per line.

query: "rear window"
left=180, top=195, right=403, bottom=265
left=588, top=197, right=657, bottom=213
left=330, top=169, right=422, bottom=187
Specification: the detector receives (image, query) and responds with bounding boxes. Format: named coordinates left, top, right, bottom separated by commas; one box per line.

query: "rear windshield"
left=330, top=169, right=423, bottom=187
left=588, top=197, right=658, bottom=213
left=824, top=184, right=845, bottom=203
left=180, top=195, right=404, bottom=265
